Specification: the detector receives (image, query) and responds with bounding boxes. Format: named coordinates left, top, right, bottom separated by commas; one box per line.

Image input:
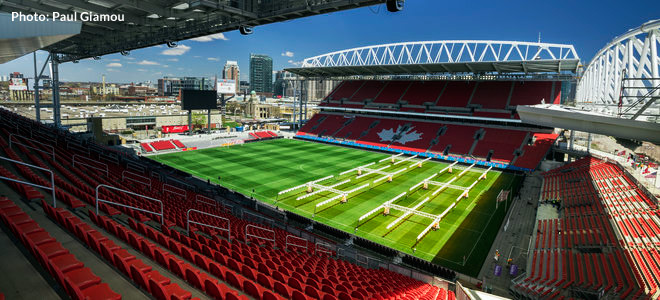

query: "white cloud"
left=106, top=69, right=119, bottom=72
left=161, top=44, right=191, bottom=56
left=166, top=58, right=179, bottom=62
left=189, top=33, right=228, bottom=42
left=110, top=58, right=120, bottom=61
left=177, top=67, right=184, bottom=70
left=86, top=67, right=93, bottom=71
left=281, top=51, right=294, bottom=57
left=193, top=55, right=201, bottom=58
left=137, top=60, right=159, bottom=65
left=163, top=65, right=169, bottom=68
left=106, top=62, right=122, bottom=67
left=207, top=57, right=220, bottom=61
left=288, top=60, right=302, bottom=67
left=124, top=57, right=135, bottom=60
left=137, top=69, right=147, bottom=72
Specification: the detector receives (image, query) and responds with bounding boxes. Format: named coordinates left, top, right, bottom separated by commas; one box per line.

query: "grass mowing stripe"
left=150, top=138, right=518, bottom=277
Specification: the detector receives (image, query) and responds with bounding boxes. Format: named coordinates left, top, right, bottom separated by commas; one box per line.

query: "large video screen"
left=181, top=89, right=217, bottom=110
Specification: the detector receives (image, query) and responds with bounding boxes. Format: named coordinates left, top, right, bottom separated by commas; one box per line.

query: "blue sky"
left=1, top=0, right=659, bottom=83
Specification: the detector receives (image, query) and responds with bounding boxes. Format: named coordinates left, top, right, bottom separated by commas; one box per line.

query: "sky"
left=1, top=0, right=659, bottom=84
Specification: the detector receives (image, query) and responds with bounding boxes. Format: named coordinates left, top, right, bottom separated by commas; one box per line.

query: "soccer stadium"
left=0, top=1, right=659, bottom=300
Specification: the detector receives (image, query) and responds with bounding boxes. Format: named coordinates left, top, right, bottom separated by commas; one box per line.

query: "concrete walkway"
left=476, top=173, right=543, bottom=298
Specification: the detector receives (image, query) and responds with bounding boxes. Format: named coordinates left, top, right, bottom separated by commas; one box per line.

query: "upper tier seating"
left=510, top=81, right=556, bottom=106
left=435, top=81, right=475, bottom=108
left=469, top=81, right=512, bottom=109
left=320, top=79, right=561, bottom=120
left=372, top=81, right=411, bottom=104
left=400, top=81, right=445, bottom=106
left=350, top=81, right=386, bottom=102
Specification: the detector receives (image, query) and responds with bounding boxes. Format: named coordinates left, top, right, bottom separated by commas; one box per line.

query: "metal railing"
left=121, top=170, right=152, bottom=188
left=187, top=209, right=231, bottom=242
left=73, top=154, right=108, bottom=176
left=9, top=134, right=54, bottom=160
left=245, top=224, right=276, bottom=247
left=0, top=155, right=56, bottom=207
left=195, top=194, right=217, bottom=207
left=315, top=241, right=334, bottom=256
left=127, top=161, right=146, bottom=175
left=95, top=184, right=163, bottom=224
left=163, top=183, right=186, bottom=198
left=285, top=235, right=308, bottom=252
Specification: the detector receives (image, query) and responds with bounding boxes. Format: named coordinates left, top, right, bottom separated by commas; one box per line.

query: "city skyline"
left=0, top=0, right=659, bottom=84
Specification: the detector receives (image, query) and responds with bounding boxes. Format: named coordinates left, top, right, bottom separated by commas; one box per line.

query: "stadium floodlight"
left=386, top=0, right=404, bottom=12
left=393, top=155, right=417, bottom=165
left=315, top=183, right=369, bottom=208
left=479, top=166, right=492, bottom=180
left=358, top=192, right=407, bottom=222
left=340, top=162, right=375, bottom=176
left=409, top=173, right=439, bottom=191
left=296, top=179, right=351, bottom=200
left=457, top=162, right=477, bottom=178
left=431, top=177, right=459, bottom=196
left=278, top=175, right=334, bottom=195
left=409, top=157, right=432, bottom=169
left=373, top=168, right=405, bottom=184
left=239, top=25, right=253, bottom=35
left=385, top=197, right=430, bottom=229
left=379, top=153, right=403, bottom=163
left=417, top=202, right=456, bottom=241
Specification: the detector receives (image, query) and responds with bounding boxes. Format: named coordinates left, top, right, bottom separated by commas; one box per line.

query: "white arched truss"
left=301, top=40, right=578, bottom=70
left=576, top=19, right=660, bottom=121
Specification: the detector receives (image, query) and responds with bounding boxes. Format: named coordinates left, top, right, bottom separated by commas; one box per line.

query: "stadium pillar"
left=207, top=109, right=211, bottom=134
left=299, top=79, right=304, bottom=130
left=569, top=130, right=575, bottom=151
left=587, top=133, right=592, bottom=152
left=33, top=52, right=40, bottom=122
left=50, top=53, right=61, bottom=127
left=188, top=110, right=192, bottom=135
left=292, top=80, right=296, bottom=129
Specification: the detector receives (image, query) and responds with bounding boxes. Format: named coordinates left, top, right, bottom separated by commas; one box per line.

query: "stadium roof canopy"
left=286, top=40, right=580, bottom=77
left=0, top=12, right=81, bottom=64
left=576, top=19, right=660, bottom=121
left=0, top=0, right=387, bottom=63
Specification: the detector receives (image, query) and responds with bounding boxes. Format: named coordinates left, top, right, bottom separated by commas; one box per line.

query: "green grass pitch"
left=150, top=138, right=522, bottom=276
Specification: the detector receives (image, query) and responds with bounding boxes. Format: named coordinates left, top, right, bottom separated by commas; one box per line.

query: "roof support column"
left=33, top=52, right=40, bottom=122
left=299, top=78, right=305, bottom=130
left=50, top=53, right=61, bottom=127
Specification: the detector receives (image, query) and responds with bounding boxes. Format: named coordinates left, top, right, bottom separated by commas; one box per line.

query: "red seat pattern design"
left=513, top=157, right=658, bottom=299
left=0, top=198, right=120, bottom=300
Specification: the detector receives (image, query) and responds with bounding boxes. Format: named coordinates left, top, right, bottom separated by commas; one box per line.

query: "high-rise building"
left=222, top=61, right=240, bottom=93
left=249, top=54, right=273, bottom=94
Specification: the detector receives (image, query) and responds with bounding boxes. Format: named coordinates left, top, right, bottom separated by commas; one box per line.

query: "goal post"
left=496, top=189, right=510, bottom=210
